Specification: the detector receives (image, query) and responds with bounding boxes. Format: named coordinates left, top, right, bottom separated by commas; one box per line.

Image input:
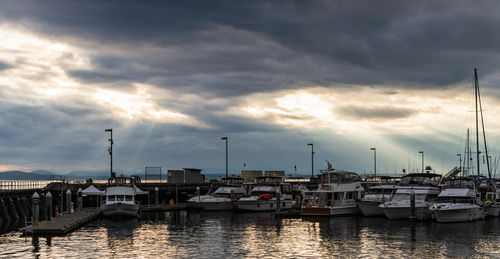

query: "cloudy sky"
left=1, top=1, right=500, bottom=176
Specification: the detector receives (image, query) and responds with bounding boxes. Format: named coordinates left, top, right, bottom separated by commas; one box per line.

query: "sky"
left=1, top=1, right=500, bottom=176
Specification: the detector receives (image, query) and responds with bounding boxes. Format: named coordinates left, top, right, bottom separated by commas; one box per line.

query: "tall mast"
left=474, top=68, right=480, bottom=176
left=476, top=69, right=492, bottom=178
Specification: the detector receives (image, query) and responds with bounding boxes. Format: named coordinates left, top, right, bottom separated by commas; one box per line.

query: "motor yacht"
left=199, top=176, right=246, bottom=211
left=379, top=173, right=441, bottom=220
left=100, top=177, right=143, bottom=218
left=236, top=176, right=294, bottom=212
left=358, top=177, right=398, bottom=216
left=429, top=177, right=485, bottom=222
left=301, top=171, right=364, bottom=216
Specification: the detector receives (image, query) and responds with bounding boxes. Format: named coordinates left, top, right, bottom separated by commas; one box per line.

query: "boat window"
left=117, top=195, right=124, bottom=201
left=108, top=195, right=115, bottom=201
left=333, top=192, right=339, bottom=200
left=125, top=195, right=133, bottom=201
left=346, top=192, right=353, bottom=200
left=283, top=202, right=286, bottom=207
left=354, top=192, right=358, bottom=199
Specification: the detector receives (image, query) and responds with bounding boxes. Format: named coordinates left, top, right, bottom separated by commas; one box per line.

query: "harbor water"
left=0, top=211, right=499, bottom=258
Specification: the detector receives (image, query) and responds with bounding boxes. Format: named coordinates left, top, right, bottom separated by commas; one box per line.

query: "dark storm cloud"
left=0, top=60, right=12, bottom=70
left=2, top=0, right=500, bottom=97
left=335, top=105, right=417, bottom=121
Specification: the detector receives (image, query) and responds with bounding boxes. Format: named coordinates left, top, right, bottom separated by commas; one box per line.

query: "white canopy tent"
left=82, top=185, right=105, bottom=195
left=82, top=185, right=104, bottom=209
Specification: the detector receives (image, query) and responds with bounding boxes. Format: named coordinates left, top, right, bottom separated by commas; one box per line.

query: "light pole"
left=419, top=151, right=424, bottom=173
left=457, top=154, right=462, bottom=171
left=221, top=137, right=228, bottom=177
left=370, top=148, right=376, bottom=177
left=105, top=128, right=113, bottom=178
left=307, top=143, right=314, bottom=179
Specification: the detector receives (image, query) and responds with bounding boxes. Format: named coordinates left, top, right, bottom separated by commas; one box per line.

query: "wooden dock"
left=140, top=203, right=188, bottom=212
left=24, top=208, right=99, bottom=235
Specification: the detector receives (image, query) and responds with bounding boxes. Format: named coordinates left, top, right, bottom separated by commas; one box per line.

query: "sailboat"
left=430, top=69, right=497, bottom=221
left=468, top=68, right=499, bottom=217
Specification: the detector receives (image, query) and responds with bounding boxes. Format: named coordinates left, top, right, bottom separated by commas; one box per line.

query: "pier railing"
left=0, top=180, right=52, bottom=190
left=0, top=179, right=176, bottom=190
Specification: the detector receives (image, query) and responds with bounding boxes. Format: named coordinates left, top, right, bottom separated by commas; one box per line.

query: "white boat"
left=199, top=176, right=246, bottom=211
left=301, top=171, right=364, bottom=216
left=479, top=180, right=500, bottom=217
left=379, top=173, right=441, bottom=220
left=359, top=178, right=398, bottom=216
left=100, top=177, right=141, bottom=218
left=236, top=176, right=295, bottom=212
left=429, top=178, right=485, bottom=222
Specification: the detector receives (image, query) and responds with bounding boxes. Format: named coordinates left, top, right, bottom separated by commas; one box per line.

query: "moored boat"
left=199, top=176, right=246, bottom=211
left=100, top=177, right=143, bottom=218
left=429, top=177, right=485, bottom=222
left=236, top=176, right=295, bottom=212
left=359, top=177, right=398, bottom=216
left=379, top=173, right=441, bottom=220
left=301, top=171, right=364, bottom=216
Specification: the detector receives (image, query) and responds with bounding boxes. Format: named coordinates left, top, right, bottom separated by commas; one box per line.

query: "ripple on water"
left=0, top=212, right=498, bottom=258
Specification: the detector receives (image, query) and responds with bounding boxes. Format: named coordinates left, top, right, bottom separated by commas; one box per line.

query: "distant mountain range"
left=0, top=170, right=111, bottom=180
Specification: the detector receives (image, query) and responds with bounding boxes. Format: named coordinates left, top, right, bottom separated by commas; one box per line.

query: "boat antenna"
left=475, top=68, right=492, bottom=178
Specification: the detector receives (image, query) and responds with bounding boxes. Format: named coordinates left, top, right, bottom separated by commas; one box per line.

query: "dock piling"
left=46, top=192, right=52, bottom=221
left=77, top=188, right=82, bottom=211
left=66, top=189, right=72, bottom=214
left=155, top=187, right=159, bottom=205
left=32, top=192, right=40, bottom=226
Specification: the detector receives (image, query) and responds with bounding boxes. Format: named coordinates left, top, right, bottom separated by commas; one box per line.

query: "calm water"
left=0, top=212, right=499, bottom=258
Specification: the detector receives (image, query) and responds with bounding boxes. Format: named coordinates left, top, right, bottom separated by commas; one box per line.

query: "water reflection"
left=0, top=212, right=498, bottom=258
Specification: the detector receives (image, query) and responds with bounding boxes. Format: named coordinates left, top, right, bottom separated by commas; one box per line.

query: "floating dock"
left=24, top=208, right=99, bottom=235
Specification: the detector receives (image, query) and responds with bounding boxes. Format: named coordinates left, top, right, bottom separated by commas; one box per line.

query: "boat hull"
left=201, top=201, right=235, bottom=211
left=358, top=200, right=384, bottom=216
left=431, top=207, right=484, bottom=223
left=236, top=199, right=294, bottom=212
left=381, top=206, right=431, bottom=220
left=485, top=205, right=500, bottom=217
left=101, top=203, right=139, bottom=218
left=301, top=205, right=358, bottom=216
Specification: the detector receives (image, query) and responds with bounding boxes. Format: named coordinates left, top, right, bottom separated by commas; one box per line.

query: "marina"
left=3, top=1, right=500, bottom=258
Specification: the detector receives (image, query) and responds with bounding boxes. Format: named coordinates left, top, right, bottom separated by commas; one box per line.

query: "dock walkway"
left=24, top=208, right=99, bottom=235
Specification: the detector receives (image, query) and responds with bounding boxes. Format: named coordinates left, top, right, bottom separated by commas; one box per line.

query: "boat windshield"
left=391, top=193, right=426, bottom=201
left=367, top=188, right=394, bottom=195
left=213, top=193, right=231, bottom=198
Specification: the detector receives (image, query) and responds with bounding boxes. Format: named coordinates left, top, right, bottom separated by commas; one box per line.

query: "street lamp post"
left=419, top=151, right=424, bottom=173
left=105, top=129, right=113, bottom=178
left=307, top=143, right=314, bottom=179
left=370, top=148, right=376, bottom=177
left=221, top=137, right=228, bottom=177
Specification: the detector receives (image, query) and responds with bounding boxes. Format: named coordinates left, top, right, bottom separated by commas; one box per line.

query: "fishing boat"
left=301, top=171, right=364, bottom=216
left=236, top=176, right=295, bottom=212
left=199, top=176, right=247, bottom=211
left=429, top=177, right=485, bottom=222
left=379, top=173, right=441, bottom=220
left=358, top=177, right=398, bottom=216
left=100, top=176, right=143, bottom=218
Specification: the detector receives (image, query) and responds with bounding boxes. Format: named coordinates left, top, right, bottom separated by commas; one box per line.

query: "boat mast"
left=474, top=68, right=480, bottom=177
left=476, top=69, right=492, bottom=178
